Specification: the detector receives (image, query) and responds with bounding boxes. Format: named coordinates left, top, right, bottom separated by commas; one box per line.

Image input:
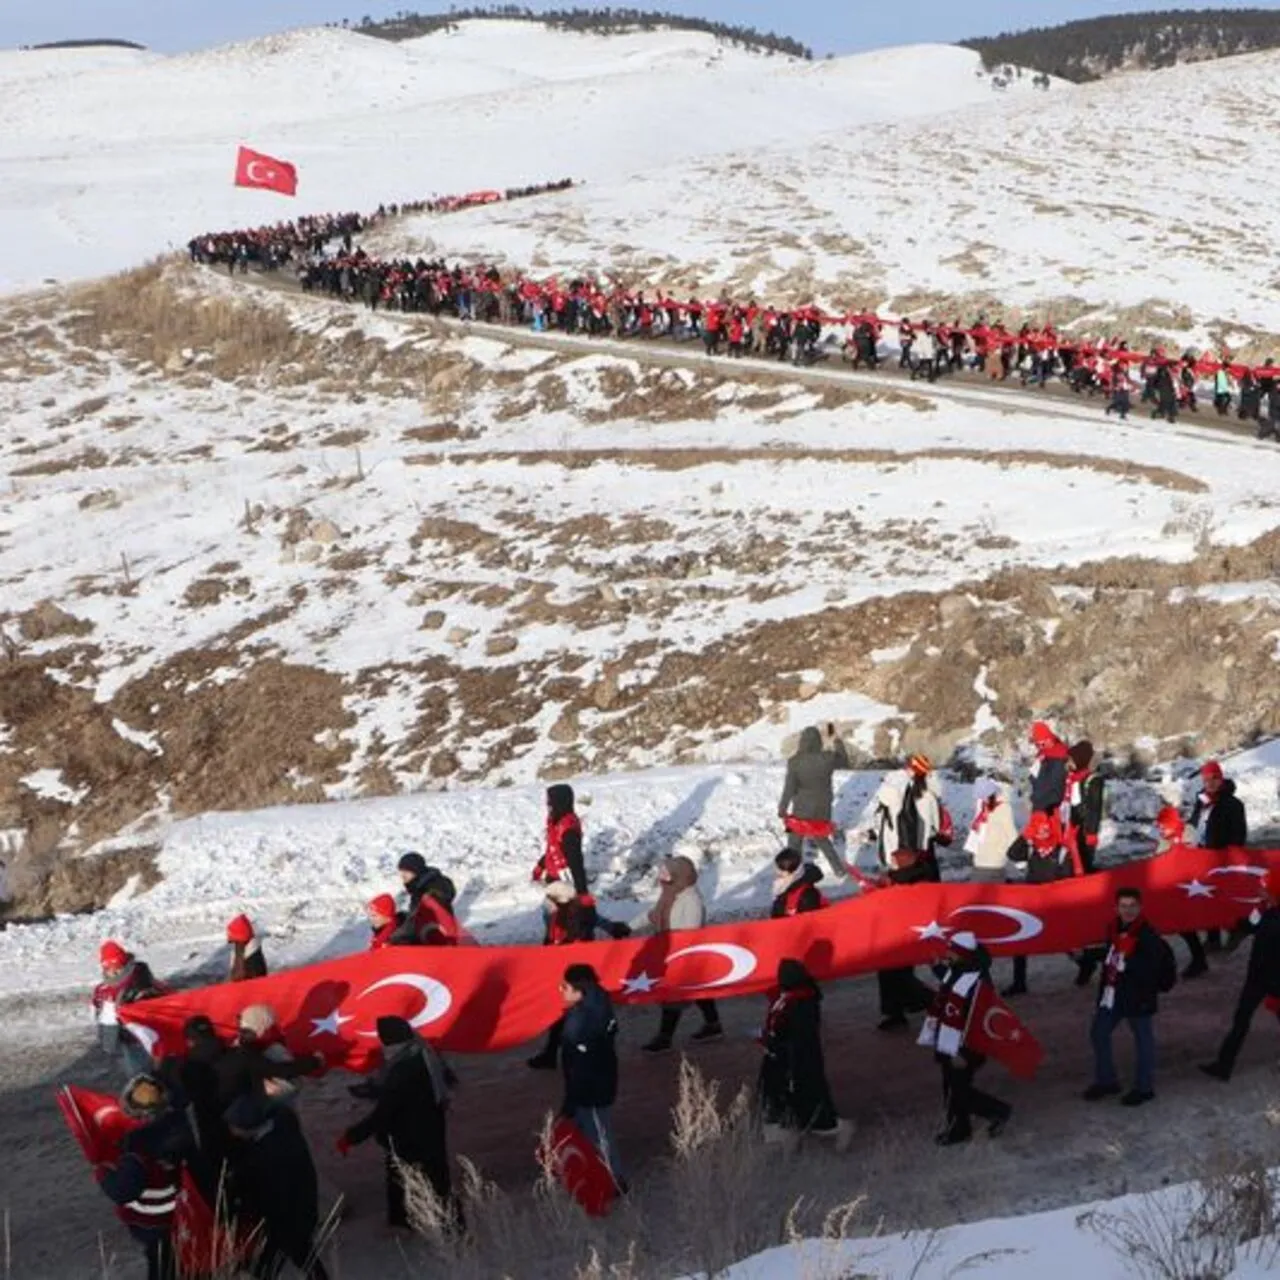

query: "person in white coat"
left=871, top=757, right=945, bottom=1031
left=966, top=779, right=1018, bottom=883
left=631, top=856, right=722, bottom=1052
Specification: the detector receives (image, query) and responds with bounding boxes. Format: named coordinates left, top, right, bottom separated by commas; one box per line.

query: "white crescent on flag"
left=947, top=904, right=1044, bottom=945
left=353, top=973, right=453, bottom=1037
left=665, top=942, right=757, bottom=990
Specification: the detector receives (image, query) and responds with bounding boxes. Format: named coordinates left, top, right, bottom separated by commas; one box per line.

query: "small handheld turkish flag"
left=965, top=982, right=1044, bottom=1081
left=234, top=145, right=298, bottom=197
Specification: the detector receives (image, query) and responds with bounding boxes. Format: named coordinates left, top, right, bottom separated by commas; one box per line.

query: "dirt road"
left=7, top=946, right=1280, bottom=1278
left=240, top=268, right=1277, bottom=453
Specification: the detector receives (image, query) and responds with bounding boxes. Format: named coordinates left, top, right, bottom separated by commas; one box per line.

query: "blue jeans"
left=1091, top=1007, right=1155, bottom=1093
left=571, top=1106, right=624, bottom=1184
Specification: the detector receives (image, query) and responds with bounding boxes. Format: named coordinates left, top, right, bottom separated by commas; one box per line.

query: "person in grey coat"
left=778, top=724, right=851, bottom=877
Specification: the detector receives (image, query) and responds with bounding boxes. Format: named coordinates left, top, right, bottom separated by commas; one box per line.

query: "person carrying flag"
left=918, top=932, right=1013, bottom=1146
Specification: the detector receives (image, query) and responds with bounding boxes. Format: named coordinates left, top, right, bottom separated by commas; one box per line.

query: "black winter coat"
left=1030, top=754, right=1068, bottom=813
left=1098, top=921, right=1164, bottom=1018
left=215, top=1041, right=318, bottom=1109
left=230, top=1107, right=319, bottom=1248
left=560, top=985, right=618, bottom=1112
left=1244, top=907, right=1280, bottom=998
left=758, top=983, right=837, bottom=1131
left=771, top=864, right=825, bottom=917
left=346, top=1044, right=448, bottom=1165
left=1190, top=782, right=1248, bottom=850
left=1006, top=836, right=1074, bottom=884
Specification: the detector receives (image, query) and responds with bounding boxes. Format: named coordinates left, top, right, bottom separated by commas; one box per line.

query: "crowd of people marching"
left=185, top=178, right=575, bottom=274
left=178, top=198, right=1280, bottom=436
left=88, top=717, right=1276, bottom=1278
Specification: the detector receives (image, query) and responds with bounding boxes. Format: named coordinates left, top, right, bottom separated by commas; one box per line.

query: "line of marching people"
left=177, top=192, right=1280, bottom=428
left=87, top=725, right=1275, bottom=1269
left=187, top=179, right=575, bottom=275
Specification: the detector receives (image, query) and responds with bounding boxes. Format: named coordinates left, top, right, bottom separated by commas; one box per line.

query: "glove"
left=336, top=1134, right=352, bottom=1158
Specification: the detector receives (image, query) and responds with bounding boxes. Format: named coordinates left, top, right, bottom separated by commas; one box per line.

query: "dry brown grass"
left=393, top=1060, right=868, bottom=1280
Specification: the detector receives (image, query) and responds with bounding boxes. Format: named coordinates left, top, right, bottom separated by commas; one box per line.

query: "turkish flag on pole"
left=234, top=145, right=298, bottom=197
left=965, top=983, right=1045, bottom=1081
left=57, top=1085, right=244, bottom=1272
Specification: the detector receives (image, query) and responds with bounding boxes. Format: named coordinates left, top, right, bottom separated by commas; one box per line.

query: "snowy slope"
left=391, top=45, right=1280, bottom=348
left=701, top=1180, right=1280, bottom=1279
left=6, top=276, right=1280, bottom=809
left=0, top=23, right=1054, bottom=291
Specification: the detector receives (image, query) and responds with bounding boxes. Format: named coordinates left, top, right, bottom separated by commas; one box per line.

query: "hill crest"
left=963, top=7, right=1280, bottom=82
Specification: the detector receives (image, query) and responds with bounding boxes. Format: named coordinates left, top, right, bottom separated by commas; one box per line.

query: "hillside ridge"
left=344, top=5, right=813, bottom=60
left=963, top=7, right=1280, bottom=82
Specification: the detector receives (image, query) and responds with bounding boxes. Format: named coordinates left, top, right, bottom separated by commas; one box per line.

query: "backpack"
left=424, top=870, right=457, bottom=911
left=1156, top=937, right=1178, bottom=994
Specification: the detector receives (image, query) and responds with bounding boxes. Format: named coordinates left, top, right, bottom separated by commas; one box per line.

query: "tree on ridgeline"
left=962, top=8, right=1280, bottom=83
left=349, top=6, right=813, bottom=60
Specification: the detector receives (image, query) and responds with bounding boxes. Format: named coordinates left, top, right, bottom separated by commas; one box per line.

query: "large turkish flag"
left=120, top=845, right=1278, bottom=1071
left=233, top=145, right=298, bottom=196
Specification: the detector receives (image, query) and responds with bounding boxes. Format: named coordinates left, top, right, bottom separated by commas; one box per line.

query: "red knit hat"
left=1201, top=760, right=1224, bottom=783
left=1155, top=806, right=1185, bottom=841
left=99, top=940, right=130, bottom=969
left=225, top=914, right=254, bottom=945
left=1025, top=811, right=1061, bottom=852
left=1029, top=720, right=1057, bottom=748
left=367, top=894, right=397, bottom=922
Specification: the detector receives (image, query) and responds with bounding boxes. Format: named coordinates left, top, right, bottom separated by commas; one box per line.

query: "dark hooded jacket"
left=778, top=727, right=850, bottom=824
left=759, top=960, right=837, bottom=1131
left=560, top=983, right=618, bottom=1113
left=225, top=1099, right=319, bottom=1253
left=345, top=1019, right=450, bottom=1165
left=1189, top=781, right=1248, bottom=850
left=771, top=863, right=826, bottom=917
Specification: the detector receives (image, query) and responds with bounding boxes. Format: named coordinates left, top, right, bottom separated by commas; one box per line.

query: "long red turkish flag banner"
left=121, top=846, right=1277, bottom=1071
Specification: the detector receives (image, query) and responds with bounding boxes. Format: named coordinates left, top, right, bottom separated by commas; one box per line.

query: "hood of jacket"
left=662, top=854, right=698, bottom=891
left=795, top=726, right=824, bottom=755
left=546, top=783, right=576, bottom=820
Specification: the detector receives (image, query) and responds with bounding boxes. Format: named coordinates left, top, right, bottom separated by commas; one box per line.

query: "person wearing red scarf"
left=918, top=932, right=1011, bottom=1146
left=1084, top=888, right=1168, bottom=1107
left=759, top=959, right=851, bottom=1151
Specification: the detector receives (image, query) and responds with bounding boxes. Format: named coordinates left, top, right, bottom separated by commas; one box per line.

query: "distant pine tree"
left=352, top=6, right=812, bottom=60
left=961, top=8, right=1280, bottom=82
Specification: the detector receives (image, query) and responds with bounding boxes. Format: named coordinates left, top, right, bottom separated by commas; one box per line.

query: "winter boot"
left=644, top=1006, right=682, bottom=1053
left=811, top=1117, right=855, bottom=1154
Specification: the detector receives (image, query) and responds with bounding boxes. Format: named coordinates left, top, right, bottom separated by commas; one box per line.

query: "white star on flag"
left=310, top=1008, right=355, bottom=1038
left=912, top=920, right=952, bottom=941
left=1179, top=880, right=1215, bottom=899
left=619, top=972, right=662, bottom=995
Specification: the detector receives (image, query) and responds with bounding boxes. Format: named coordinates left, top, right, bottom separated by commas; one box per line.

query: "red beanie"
left=1200, top=760, right=1224, bottom=783
left=100, top=940, right=130, bottom=969
left=1029, top=720, right=1057, bottom=748
left=1156, top=805, right=1185, bottom=841
left=1025, top=811, right=1060, bottom=852
left=226, top=914, right=254, bottom=945
left=368, top=894, right=397, bottom=921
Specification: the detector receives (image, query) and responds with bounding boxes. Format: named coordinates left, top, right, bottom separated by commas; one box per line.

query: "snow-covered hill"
left=386, top=43, right=1280, bottom=351
left=0, top=23, right=1053, bottom=291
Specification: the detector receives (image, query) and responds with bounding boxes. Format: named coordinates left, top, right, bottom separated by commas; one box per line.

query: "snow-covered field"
left=710, top=1182, right=1280, bottom=1279
left=381, top=42, right=1280, bottom=350
left=0, top=25, right=1052, bottom=293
